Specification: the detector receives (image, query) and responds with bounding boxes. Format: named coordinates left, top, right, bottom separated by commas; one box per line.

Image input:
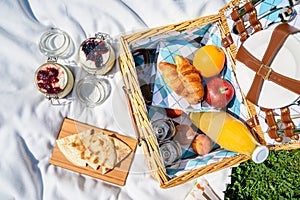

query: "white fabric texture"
left=0, top=1, right=229, bottom=200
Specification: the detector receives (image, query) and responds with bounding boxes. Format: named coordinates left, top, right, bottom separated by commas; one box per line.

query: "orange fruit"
left=193, top=45, right=226, bottom=78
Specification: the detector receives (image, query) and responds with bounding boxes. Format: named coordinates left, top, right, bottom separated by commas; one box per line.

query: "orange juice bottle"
left=190, top=111, right=269, bottom=163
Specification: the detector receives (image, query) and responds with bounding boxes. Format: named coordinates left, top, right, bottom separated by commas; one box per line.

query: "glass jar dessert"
left=34, top=62, right=74, bottom=99
left=35, top=28, right=75, bottom=102
left=78, top=33, right=115, bottom=75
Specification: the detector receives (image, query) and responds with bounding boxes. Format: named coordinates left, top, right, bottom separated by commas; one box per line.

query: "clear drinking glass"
left=152, top=119, right=176, bottom=143
left=75, top=75, right=111, bottom=107
left=159, top=140, right=182, bottom=166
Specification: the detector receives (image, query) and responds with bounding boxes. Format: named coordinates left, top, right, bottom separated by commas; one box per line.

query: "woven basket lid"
left=236, top=28, right=300, bottom=109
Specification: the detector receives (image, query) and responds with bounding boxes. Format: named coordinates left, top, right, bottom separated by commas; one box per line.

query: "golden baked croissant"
left=158, top=55, right=204, bottom=104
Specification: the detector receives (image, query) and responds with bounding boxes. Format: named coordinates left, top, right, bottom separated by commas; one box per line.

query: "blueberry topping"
left=82, top=40, right=95, bottom=55
left=95, top=54, right=104, bottom=67
left=86, top=51, right=96, bottom=61
left=81, top=39, right=109, bottom=67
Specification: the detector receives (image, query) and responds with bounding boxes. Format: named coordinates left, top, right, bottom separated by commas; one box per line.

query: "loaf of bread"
left=158, top=55, right=204, bottom=104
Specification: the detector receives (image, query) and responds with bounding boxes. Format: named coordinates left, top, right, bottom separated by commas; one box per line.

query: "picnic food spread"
left=157, top=45, right=234, bottom=109
left=148, top=40, right=271, bottom=169
left=33, top=0, right=300, bottom=188
left=56, top=129, right=132, bottom=174
left=10, top=0, right=300, bottom=196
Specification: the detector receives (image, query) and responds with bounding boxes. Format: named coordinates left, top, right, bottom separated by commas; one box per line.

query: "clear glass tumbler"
left=75, top=75, right=111, bottom=107
left=152, top=119, right=176, bottom=143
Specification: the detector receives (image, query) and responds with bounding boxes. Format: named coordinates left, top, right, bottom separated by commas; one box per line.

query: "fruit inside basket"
left=129, top=21, right=255, bottom=178
left=119, top=0, right=300, bottom=188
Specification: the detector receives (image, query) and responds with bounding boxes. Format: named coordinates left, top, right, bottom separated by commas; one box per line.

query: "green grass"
left=224, top=149, right=300, bottom=200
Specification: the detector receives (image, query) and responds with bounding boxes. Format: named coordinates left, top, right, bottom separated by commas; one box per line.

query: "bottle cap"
left=252, top=145, right=269, bottom=164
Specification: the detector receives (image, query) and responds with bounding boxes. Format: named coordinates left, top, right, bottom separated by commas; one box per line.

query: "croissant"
left=158, top=55, right=204, bottom=104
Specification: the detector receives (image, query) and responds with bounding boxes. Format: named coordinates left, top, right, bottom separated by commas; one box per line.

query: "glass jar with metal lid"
left=34, top=60, right=74, bottom=99
left=78, top=33, right=115, bottom=75
left=39, top=28, right=74, bottom=58
left=34, top=28, right=75, bottom=103
left=159, top=140, right=182, bottom=166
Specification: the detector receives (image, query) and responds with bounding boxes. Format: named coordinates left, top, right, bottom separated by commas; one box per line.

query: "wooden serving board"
left=50, top=118, right=138, bottom=186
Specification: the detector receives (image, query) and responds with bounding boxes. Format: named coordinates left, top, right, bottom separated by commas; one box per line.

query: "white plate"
left=236, top=29, right=300, bottom=109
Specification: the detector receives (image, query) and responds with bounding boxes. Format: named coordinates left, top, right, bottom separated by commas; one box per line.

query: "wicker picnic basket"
left=118, top=0, right=300, bottom=188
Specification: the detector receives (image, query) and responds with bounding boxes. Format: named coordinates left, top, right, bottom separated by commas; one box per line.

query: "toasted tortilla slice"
left=56, top=134, right=87, bottom=167
left=56, top=129, right=131, bottom=175
left=98, top=166, right=111, bottom=174
left=112, top=137, right=132, bottom=165
left=78, top=129, right=117, bottom=172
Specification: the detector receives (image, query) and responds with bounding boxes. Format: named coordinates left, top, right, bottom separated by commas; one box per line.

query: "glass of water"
left=75, top=75, right=111, bottom=107
left=152, top=119, right=176, bottom=143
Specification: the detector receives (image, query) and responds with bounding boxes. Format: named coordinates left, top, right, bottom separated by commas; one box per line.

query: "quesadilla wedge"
left=78, top=129, right=117, bottom=171
left=56, top=134, right=87, bottom=167
left=112, top=136, right=132, bottom=165
left=56, top=129, right=132, bottom=174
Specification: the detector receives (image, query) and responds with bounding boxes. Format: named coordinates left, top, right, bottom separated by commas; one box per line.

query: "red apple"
left=205, top=77, right=235, bottom=108
left=192, top=134, right=213, bottom=155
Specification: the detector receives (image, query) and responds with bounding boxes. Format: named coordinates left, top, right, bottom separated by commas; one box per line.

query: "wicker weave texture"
left=118, top=0, right=300, bottom=188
